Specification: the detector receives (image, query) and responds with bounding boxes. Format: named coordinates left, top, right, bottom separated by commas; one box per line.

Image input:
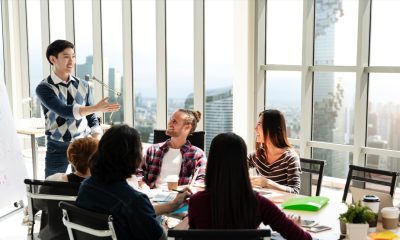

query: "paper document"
left=152, top=192, right=177, bottom=202
left=171, top=204, right=188, bottom=215
left=253, top=188, right=283, bottom=198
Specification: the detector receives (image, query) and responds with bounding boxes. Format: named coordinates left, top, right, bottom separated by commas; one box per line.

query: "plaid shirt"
left=137, top=139, right=207, bottom=188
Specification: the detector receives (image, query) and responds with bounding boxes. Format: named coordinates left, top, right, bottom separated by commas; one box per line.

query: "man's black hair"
left=46, top=39, right=74, bottom=65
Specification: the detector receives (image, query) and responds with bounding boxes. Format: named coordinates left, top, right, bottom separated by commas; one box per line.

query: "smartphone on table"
left=308, top=225, right=332, bottom=233
left=300, top=219, right=317, bottom=228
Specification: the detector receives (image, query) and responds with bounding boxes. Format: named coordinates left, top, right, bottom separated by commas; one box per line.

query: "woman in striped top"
left=248, top=109, right=302, bottom=194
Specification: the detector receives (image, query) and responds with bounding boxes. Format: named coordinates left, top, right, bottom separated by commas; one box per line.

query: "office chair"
left=24, top=179, right=80, bottom=240
left=153, top=129, right=205, bottom=151
left=59, top=201, right=117, bottom=240
left=168, top=229, right=271, bottom=240
left=300, top=158, right=326, bottom=196
left=342, top=164, right=400, bottom=202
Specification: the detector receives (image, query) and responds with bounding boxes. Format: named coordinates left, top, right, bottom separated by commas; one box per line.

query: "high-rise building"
left=185, top=87, right=233, bottom=153
left=313, top=0, right=349, bottom=178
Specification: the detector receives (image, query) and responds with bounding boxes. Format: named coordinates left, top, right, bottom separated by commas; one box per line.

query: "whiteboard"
left=0, top=80, right=27, bottom=207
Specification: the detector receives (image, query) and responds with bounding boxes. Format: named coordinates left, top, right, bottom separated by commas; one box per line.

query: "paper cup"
left=381, top=207, right=399, bottom=230
left=166, top=175, right=179, bottom=190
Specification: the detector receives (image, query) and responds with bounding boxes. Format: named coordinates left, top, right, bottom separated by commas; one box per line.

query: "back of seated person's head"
left=67, top=137, right=98, bottom=175
left=90, top=124, right=142, bottom=184
left=205, top=132, right=257, bottom=228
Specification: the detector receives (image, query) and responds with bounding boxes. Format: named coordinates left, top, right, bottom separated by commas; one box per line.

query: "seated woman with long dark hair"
left=188, top=133, right=311, bottom=240
left=76, top=125, right=190, bottom=240
left=248, top=109, right=302, bottom=194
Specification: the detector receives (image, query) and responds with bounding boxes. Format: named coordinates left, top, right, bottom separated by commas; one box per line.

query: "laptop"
left=350, top=187, right=394, bottom=221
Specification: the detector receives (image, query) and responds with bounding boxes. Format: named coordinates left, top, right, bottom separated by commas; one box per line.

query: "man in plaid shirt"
left=137, top=109, right=207, bottom=189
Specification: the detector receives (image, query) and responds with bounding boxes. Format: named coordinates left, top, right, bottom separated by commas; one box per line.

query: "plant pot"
left=339, top=219, right=346, bottom=235
left=346, top=223, right=369, bottom=240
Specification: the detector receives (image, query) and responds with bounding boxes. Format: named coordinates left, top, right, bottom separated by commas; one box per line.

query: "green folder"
left=281, top=196, right=329, bottom=211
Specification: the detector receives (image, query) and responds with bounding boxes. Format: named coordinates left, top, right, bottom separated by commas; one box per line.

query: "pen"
left=190, top=168, right=200, bottom=188
left=171, top=189, right=184, bottom=193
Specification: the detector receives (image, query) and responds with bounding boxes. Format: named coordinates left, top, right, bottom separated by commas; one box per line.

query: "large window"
left=367, top=0, right=400, bottom=178
left=101, top=0, right=124, bottom=125
left=314, top=0, right=358, bottom=66
left=4, top=0, right=400, bottom=188
left=204, top=0, right=234, bottom=152
left=260, top=0, right=400, bottom=184
left=49, top=0, right=66, bottom=41
left=266, top=0, right=302, bottom=65
left=312, top=72, right=355, bottom=145
left=132, top=0, right=157, bottom=143
left=368, top=74, right=400, bottom=152
left=166, top=0, right=194, bottom=118
left=266, top=71, right=301, bottom=139
left=26, top=0, right=44, bottom=118
left=370, top=0, right=400, bottom=66
left=264, top=0, right=303, bottom=140
left=74, top=0, right=93, bottom=80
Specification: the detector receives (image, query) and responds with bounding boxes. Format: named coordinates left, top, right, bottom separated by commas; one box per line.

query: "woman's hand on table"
left=287, top=213, right=301, bottom=225
left=250, top=176, right=273, bottom=188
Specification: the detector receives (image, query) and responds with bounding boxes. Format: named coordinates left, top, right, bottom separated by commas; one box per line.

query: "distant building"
left=76, top=55, right=93, bottom=80
left=185, top=87, right=233, bottom=153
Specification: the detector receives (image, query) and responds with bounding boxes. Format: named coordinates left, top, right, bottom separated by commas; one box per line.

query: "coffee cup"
left=362, top=195, right=380, bottom=213
left=362, top=195, right=380, bottom=232
left=166, top=175, right=179, bottom=190
left=381, top=207, right=399, bottom=230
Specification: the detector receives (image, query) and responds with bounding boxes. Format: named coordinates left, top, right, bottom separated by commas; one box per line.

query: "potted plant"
left=339, top=201, right=377, bottom=240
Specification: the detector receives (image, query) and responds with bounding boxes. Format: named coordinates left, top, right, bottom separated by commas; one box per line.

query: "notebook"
left=152, top=192, right=177, bottom=202
left=281, top=196, right=329, bottom=211
left=350, top=187, right=394, bottom=221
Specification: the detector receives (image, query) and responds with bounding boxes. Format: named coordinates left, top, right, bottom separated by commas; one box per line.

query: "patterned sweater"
left=247, top=148, right=302, bottom=194
left=36, top=72, right=100, bottom=142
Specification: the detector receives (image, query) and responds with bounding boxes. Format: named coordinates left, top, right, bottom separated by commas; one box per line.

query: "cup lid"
left=363, top=195, right=380, bottom=202
left=381, top=207, right=399, bottom=218
left=166, top=175, right=179, bottom=182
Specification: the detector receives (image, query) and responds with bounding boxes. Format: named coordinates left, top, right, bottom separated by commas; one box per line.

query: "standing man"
left=36, top=40, right=120, bottom=178
left=137, top=109, right=207, bottom=189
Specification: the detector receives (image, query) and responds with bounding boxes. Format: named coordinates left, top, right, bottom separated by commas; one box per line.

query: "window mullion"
left=299, top=0, right=314, bottom=158
left=155, top=0, right=167, bottom=129
left=352, top=0, right=372, bottom=166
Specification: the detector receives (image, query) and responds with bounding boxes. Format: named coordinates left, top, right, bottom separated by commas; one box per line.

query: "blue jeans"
left=45, top=138, right=70, bottom=178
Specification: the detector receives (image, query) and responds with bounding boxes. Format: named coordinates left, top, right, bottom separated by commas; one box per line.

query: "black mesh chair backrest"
left=342, top=164, right=400, bottom=202
left=153, top=129, right=205, bottom=151
left=300, top=158, right=326, bottom=196
left=59, top=201, right=117, bottom=240
left=24, top=179, right=80, bottom=240
left=168, top=229, right=271, bottom=240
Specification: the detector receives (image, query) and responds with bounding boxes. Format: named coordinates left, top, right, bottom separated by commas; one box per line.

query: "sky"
left=24, top=0, right=400, bottom=104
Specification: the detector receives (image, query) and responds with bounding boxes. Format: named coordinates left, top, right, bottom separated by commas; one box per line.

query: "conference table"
left=169, top=187, right=400, bottom=239
left=168, top=187, right=345, bottom=240
left=16, top=123, right=111, bottom=179
left=261, top=189, right=345, bottom=239
left=16, top=128, right=45, bottom=179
